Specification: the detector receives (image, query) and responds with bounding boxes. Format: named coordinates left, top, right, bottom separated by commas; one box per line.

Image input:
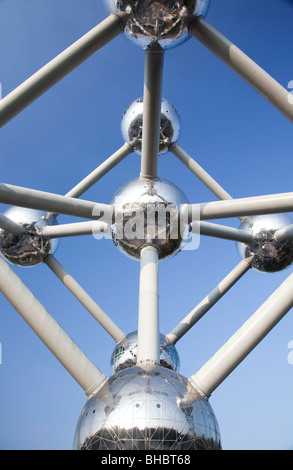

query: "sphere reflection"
left=237, top=214, right=293, bottom=273
left=74, top=365, right=221, bottom=450
left=111, top=331, right=180, bottom=373
left=121, top=97, right=181, bottom=155
left=105, top=0, right=211, bottom=49
left=0, top=207, right=59, bottom=267
left=111, top=177, right=190, bottom=260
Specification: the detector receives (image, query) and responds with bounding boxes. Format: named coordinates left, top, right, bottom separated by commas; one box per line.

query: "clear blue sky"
left=0, top=0, right=293, bottom=450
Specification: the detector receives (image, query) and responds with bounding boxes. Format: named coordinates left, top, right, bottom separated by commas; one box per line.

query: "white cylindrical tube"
left=0, top=256, right=107, bottom=397
left=190, top=270, right=293, bottom=398
left=190, top=18, right=293, bottom=123
left=137, top=245, right=159, bottom=364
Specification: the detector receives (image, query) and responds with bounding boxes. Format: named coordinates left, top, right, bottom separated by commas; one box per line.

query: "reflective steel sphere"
left=121, top=97, right=181, bottom=155
left=74, top=365, right=221, bottom=450
left=111, top=177, right=190, bottom=260
left=237, top=214, right=293, bottom=273
left=105, top=0, right=211, bottom=49
left=110, top=331, right=180, bottom=373
left=0, top=207, right=59, bottom=267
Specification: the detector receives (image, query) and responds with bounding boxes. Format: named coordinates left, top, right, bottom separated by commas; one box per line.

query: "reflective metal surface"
left=74, top=365, right=221, bottom=450
left=121, top=97, right=181, bottom=155
left=237, top=214, right=293, bottom=273
left=0, top=207, right=59, bottom=267
left=111, top=331, right=180, bottom=373
left=111, top=177, right=190, bottom=260
left=105, top=0, right=211, bottom=49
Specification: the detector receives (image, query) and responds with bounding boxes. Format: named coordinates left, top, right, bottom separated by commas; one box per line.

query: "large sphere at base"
left=105, top=0, right=211, bottom=49
left=121, top=97, right=181, bottom=155
left=110, top=331, right=180, bottom=373
left=0, top=207, right=59, bottom=267
left=110, top=177, right=190, bottom=260
left=237, top=214, right=293, bottom=273
left=74, top=365, right=221, bottom=450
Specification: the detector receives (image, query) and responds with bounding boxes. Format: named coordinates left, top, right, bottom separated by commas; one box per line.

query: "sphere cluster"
left=237, top=214, right=293, bottom=273
left=105, top=0, right=211, bottom=49
left=110, top=177, right=190, bottom=260
left=74, top=365, right=221, bottom=450
left=0, top=207, right=58, bottom=267
left=121, top=97, right=181, bottom=155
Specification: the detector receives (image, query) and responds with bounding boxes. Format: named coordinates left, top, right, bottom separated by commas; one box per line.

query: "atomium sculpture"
left=1, top=0, right=293, bottom=450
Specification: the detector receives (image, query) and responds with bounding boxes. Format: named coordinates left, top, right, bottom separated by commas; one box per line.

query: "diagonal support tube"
left=0, top=12, right=130, bottom=128
left=0, top=183, right=113, bottom=221
left=166, top=257, right=253, bottom=345
left=140, top=47, right=165, bottom=179
left=190, top=18, right=293, bottom=123
left=45, top=255, right=125, bottom=343
left=0, top=256, right=107, bottom=397
left=0, top=213, right=23, bottom=236
left=66, top=142, right=135, bottom=199
left=170, top=143, right=233, bottom=201
left=189, top=269, right=293, bottom=398
left=41, top=220, right=109, bottom=238
left=137, top=245, right=159, bottom=364
left=274, top=224, right=293, bottom=242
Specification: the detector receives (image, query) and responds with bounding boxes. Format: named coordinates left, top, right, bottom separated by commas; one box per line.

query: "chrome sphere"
left=105, top=0, right=211, bottom=49
left=121, top=97, right=181, bottom=155
left=237, top=214, right=293, bottom=273
left=74, top=365, right=221, bottom=450
left=0, top=207, right=59, bottom=267
left=110, top=331, right=180, bottom=373
left=111, top=177, right=190, bottom=260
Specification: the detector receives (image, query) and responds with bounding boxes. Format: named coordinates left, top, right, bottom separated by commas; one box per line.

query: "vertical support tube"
left=187, top=192, right=293, bottom=221
left=189, top=270, right=293, bottom=398
left=137, top=245, right=159, bottom=364
left=140, top=47, right=165, bottom=179
left=0, top=256, right=107, bottom=397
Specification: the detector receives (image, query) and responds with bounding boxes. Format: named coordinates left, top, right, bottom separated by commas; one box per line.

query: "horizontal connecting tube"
left=41, top=221, right=109, bottom=239
left=0, top=12, right=130, bottom=127
left=0, top=183, right=113, bottom=221
left=190, top=18, right=293, bottom=123
left=187, top=192, right=293, bottom=221
left=0, top=256, right=107, bottom=397
left=194, top=221, right=253, bottom=243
